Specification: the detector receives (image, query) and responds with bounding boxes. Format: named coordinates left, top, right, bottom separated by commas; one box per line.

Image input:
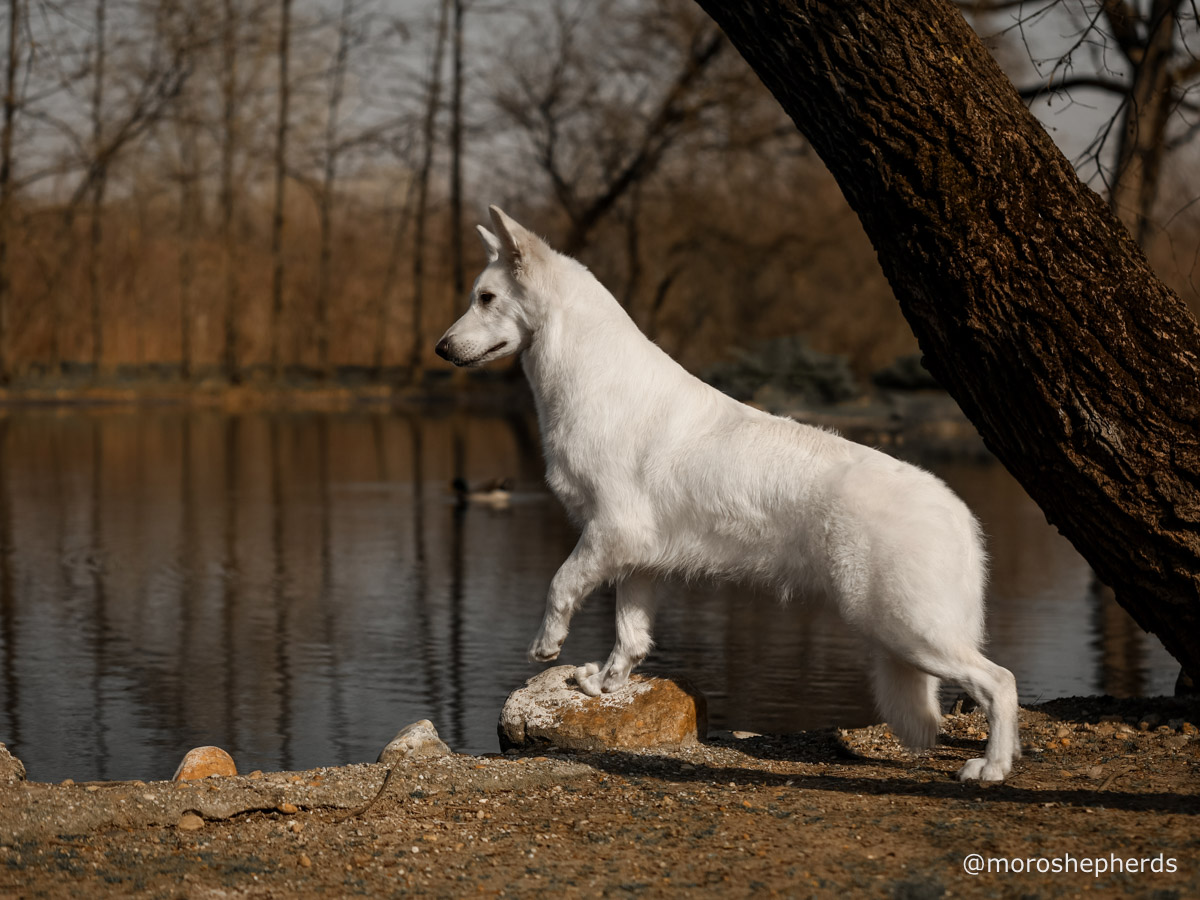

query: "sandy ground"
left=1, top=695, right=1197, bottom=899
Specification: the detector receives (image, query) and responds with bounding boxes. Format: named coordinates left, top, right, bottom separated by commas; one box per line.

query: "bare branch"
left=1019, top=74, right=1129, bottom=98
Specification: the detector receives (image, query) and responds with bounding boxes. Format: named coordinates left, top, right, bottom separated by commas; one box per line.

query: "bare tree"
left=313, top=0, right=357, bottom=380
left=968, top=0, right=1200, bottom=246
left=219, top=0, right=240, bottom=382
left=494, top=0, right=726, bottom=255
left=88, top=0, right=108, bottom=375
left=177, top=130, right=199, bottom=380
left=448, top=0, right=466, bottom=301
left=0, top=0, right=21, bottom=383
left=374, top=157, right=416, bottom=380
left=269, top=0, right=293, bottom=380
left=139, top=0, right=209, bottom=379
left=16, top=2, right=187, bottom=374
left=410, top=0, right=451, bottom=381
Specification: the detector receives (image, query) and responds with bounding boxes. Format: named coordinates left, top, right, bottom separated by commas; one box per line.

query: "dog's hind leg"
left=898, top=644, right=1020, bottom=782
left=942, top=650, right=1020, bottom=782
left=528, top=530, right=614, bottom=663
left=871, top=651, right=942, bottom=751
left=577, top=573, right=657, bottom=697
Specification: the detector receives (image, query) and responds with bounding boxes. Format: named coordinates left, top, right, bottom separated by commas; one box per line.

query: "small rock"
left=1085, top=765, right=1104, bottom=780
left=172, top=746, right=237, bottom=781
left=1164, top=735, right=1190, bottom=750
left=498, top=665, right=708, bottom=752
left=378, top=720, right=451, bottom=766
left=1055, top=726, right=1071, bottom=739
left=1140, top=712, right=1161, bottom=729
left=1167, top=718, right=1185, bottom=731
left=176, top=813, right=205, bottom=831
left=0, top=744, right=26, bottom=784
left=298, top=853, right=313, bottom=868
left=278, top=802, right=299, bottom=814
left=1181, top=722, right=1198, bottom=736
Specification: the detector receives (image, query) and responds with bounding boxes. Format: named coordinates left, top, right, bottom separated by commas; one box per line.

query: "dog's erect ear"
left=476, top=225, right=502, bottom=263
left=488, top=205, right=544, bottom=273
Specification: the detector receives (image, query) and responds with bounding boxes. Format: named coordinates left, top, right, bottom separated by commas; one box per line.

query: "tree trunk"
left=693, top=0, right=1200, bottom=683
left=88, top=0, right=107, bottom=377
left=178, top=126, right=198, bottom=380
left=315, top=0, right=351, bottom=381
left=219, top=0, right=240, bottom=383
left=373, top=178, right=416, bottom=380
left=270, top=0, right=292, bottom=381
left=449, top=0, right=465, bottom=303
left=0, top=0, right=19, bottom=384
left=1106, top=0, right=1178, bottom=247
left=410, top=0, right=451, bottom=382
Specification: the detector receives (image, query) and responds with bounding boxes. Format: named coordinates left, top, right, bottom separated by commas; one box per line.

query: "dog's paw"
left=600, top=668, right=630, bottom=693
left=575, top=662, right=603, bottom=696
left=527, top=635, right=564, bottom=663
left=956, top=757, right=1010, bottom=782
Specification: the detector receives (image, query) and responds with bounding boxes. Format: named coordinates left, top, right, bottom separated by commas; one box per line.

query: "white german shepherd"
left=436, top=206, right=1020, bottom=781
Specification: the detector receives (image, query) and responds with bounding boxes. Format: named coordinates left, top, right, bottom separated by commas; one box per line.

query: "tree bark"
left=693, top=0, right=1200, bottom=682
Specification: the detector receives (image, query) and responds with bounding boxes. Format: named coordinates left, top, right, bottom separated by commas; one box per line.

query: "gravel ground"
left=2, top=696, right=1197, bottom=899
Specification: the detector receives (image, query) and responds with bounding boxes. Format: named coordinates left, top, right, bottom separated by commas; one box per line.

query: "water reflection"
left=0, top=410, right=1178, bottom=783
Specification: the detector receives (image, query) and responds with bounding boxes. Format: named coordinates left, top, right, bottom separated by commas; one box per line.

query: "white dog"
left=436, top=207, right=1020, bottom=782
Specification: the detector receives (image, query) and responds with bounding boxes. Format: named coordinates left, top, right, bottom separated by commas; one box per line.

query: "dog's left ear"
left=476, top=225, right=502, bottom=263
left=488, top=205, right=545, bottom=274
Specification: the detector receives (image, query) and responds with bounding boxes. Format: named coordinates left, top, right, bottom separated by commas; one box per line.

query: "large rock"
left=378, top=719, right=451, bottom=765
left=173, top=746, right=238, bottom=781
left=0, top=743, right=26, bottom=783
left=498, top=665, right=707, bottom=752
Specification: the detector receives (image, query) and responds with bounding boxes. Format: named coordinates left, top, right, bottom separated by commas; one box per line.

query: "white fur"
left=436, top=207, right=1021, bottom=782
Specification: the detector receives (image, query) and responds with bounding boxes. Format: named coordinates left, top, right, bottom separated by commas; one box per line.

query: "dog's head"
left=435, top=206, right=554, bottom=368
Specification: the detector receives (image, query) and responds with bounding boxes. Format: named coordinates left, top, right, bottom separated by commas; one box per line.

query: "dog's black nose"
left=435, top=338, right=451, bottom=360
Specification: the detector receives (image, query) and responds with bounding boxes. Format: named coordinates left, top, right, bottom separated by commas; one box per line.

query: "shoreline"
left=0, top=379, right=989, bottom=456
left=2, top=694, right=1197, bottom=897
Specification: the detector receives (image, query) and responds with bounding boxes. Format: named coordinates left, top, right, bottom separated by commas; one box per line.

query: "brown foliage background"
left=0, top=0, right=1196, bottom=383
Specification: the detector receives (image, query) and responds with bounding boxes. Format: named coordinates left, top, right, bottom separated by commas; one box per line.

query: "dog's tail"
left=871, top=652, right=941, bottom=749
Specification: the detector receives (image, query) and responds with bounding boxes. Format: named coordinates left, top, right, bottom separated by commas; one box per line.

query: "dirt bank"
left=2, top=696, right=1197, bottom=898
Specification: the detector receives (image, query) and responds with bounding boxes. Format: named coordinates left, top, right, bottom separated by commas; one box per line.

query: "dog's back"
left=518, top=250, right=985, bottom=619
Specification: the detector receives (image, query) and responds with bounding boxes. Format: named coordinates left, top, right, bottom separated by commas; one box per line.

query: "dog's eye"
left=479, top=291, right=496, bottom=305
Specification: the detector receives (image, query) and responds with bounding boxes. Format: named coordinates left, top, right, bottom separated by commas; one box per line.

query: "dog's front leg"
left=528, top=533, right=611, bottom=663
left=577, top=573, right=657, bottom=697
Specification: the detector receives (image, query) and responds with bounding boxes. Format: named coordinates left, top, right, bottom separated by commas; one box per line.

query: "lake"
left=0, top=408, right=1178, bottom=783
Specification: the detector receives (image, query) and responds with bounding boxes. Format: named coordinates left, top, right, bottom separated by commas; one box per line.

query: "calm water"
left=0, top=409, right=1178, bottom=783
